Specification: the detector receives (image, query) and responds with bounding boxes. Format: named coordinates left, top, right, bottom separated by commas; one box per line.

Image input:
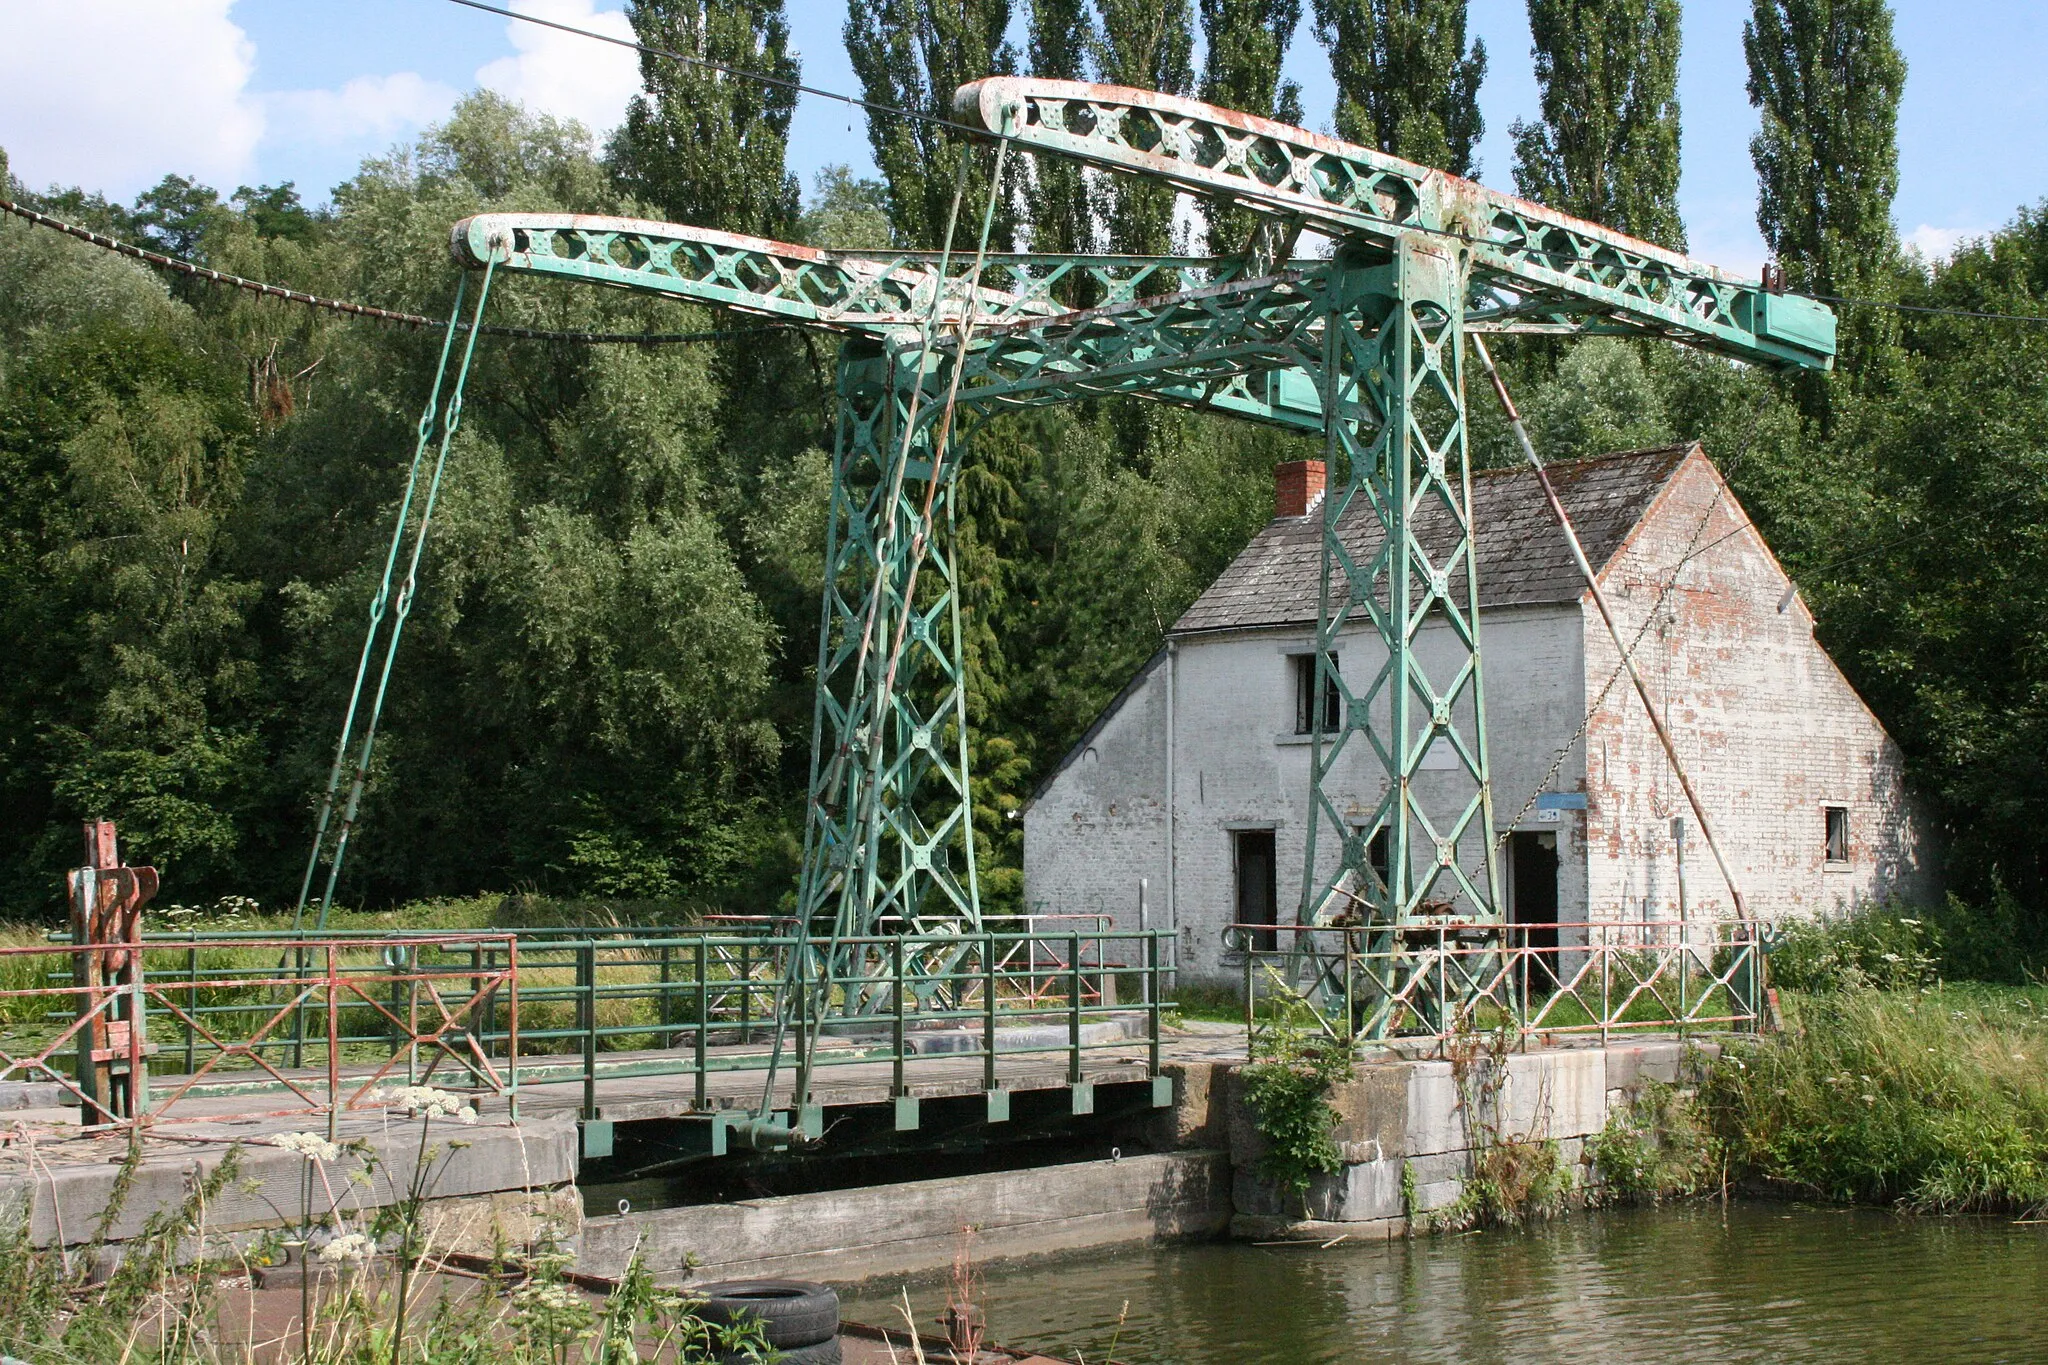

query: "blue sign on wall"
left=1535, top=792, right=1588, bottom=811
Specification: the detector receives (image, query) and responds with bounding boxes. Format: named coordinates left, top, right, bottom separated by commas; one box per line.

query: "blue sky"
left=4, top=1, right=2045, bottom=275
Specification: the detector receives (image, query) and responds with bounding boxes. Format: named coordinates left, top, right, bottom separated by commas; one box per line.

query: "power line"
left=444, top=0, right=988, bottom=139
left=0, top=196, right=784, bottom=344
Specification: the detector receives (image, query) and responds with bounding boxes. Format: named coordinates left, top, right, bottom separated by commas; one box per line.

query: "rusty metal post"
left=67, top=820, right=157, bottom=1127
left=326, top=944, right=341, bottom=1140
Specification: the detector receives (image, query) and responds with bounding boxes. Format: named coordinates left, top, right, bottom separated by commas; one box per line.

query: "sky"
left=3, top=0, right=2046, bottom=277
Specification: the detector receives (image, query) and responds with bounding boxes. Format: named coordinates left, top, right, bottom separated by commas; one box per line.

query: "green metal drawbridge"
left=325, top=78, right=1835, bottom=1052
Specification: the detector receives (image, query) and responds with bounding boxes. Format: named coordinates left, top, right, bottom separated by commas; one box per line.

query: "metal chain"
left=0, top=197, right=785, bottom=345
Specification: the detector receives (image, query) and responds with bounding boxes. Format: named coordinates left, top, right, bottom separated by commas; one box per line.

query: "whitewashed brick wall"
left=1581, top=450, right=1935, bottom=929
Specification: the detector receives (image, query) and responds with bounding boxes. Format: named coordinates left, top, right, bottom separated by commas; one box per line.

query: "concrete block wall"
left=1224, top=1040, right=1699, bottom=1237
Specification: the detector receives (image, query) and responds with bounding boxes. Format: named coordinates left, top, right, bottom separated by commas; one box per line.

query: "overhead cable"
left=445, top=0, right=988, bottom=139
left=0, top=196, right=782, bottom=345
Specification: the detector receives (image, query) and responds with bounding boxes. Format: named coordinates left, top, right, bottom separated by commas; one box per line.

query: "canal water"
left=842, top=1205, right=2048, bottom=1363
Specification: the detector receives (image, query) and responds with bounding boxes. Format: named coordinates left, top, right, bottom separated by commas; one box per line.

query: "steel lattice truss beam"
left=451, top=78, right=1834, bottom=1022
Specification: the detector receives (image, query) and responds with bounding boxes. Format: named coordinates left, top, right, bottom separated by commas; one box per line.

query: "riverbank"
left=1701, top=983, right=2048, bottom=1212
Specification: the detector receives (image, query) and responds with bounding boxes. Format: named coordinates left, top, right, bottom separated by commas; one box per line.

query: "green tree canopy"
left=1511, top=0, right=1685, bottom=250
left=609, top=0, right=801, bottom=237
left=1312, top=0, right=1485, bottom=176
left=1199, top=0, right=1305, bottom=252
left=1746, top=0, right=1906, bottom=380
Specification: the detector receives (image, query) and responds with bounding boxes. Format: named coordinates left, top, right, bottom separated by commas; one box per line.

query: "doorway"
left=1233, top=829, right=1278, bottom=952
left=1508, top=831, right=1560, bottom=982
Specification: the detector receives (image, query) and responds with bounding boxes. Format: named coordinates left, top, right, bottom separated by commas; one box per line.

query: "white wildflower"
left=318, top=1232, right=376, bottom=1266
left=373, top=1085, right=478, bottom=1124
left=271, top=1132, right=342, bottom=1162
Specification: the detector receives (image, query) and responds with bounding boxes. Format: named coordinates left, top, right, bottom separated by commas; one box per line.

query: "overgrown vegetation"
left=1433, top=1023, right=1573, bottom=1230
left=1586, top=1078, right=1719, bottom=1204
left=1770, top=892, right=2048, bottom=991
left=1704, top=985, right=2048, bottom=1213
left=1240, top=991, right=1353, bottom=1209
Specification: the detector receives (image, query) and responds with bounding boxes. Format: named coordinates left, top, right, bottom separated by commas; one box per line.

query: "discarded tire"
left=695, top=1278, right=839, bottom=1349
left=717, top=1339, right=839, bottom=1365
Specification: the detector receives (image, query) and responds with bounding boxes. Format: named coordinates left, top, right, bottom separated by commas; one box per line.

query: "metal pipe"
left=1468, top=334, right=1749, bottom=917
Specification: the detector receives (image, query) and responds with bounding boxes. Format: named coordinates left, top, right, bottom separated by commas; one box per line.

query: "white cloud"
left=476, top=0, right=640, bottom=136
left=1905, top=224, right=1988, bottom=262
left=267, top=73, right=460, bottom=146
left=0, top=0, right=263, bottom=199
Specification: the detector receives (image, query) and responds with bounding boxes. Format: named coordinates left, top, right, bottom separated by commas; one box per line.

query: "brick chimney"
left=1274, top=459, right=1325, bottom=519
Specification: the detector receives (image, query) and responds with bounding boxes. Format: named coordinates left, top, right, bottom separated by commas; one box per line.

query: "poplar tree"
left=1092, top=0, right=1196, bottom=255
left=845, top=0, right=1017, bottom=250
left=609, top=0, right=801, bottom=238
left=1311, top=0, right=1485, bottom=176
left=1510, top=0, right=1685, bottom=251
left=1026, top=0, right=1097, bottom=272
left=1199, top=0, right=1305, bottom=253
left=1745, top=0, right=1905, bottom=376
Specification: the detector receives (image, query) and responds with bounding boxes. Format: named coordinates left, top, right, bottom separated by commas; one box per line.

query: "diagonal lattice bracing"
left=1297, top=240, right=1499, bottom=947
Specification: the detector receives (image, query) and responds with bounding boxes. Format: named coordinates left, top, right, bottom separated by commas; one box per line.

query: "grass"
left=1705, top=983, right=2048, bottom=1213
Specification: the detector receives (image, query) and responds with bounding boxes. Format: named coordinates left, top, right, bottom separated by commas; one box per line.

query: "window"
left=1824, top=805, right=1849, bottom=865
left=1293, top=652, right=1342, bottom=734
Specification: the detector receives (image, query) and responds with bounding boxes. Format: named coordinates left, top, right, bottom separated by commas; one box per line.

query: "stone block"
left=1498, top=1048, right=1607, bottom=1140
left=1403, top=1062, right=1467, bottom=1156
left=1412, top=1180, right=1464, bottom=1214
left=580, top=1151, right=1232, bottom=1285
left=1605, top=1039, right=1688, bottom=1091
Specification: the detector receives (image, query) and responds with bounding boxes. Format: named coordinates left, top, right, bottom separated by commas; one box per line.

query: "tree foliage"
left=1198, top=0, right=1305, bottom=252
left=1511, top=0, right=1685, bottom=250
left=845, top=0, right=1016, bottom=250
left=1312, top=0, right=1485, bottom=176
left=1746, top=0, right=1906, bottom=379
left=1091, top=0, right=1196, bottom=255
left=609, top=0, right=802, bottom=238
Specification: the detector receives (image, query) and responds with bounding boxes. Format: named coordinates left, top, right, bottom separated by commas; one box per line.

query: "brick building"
left=1021, top=443, right=1936, bottom=985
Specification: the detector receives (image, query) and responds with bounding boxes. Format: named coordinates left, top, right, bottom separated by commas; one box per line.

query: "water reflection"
left=842, top=1206, right=2048, bottom=1364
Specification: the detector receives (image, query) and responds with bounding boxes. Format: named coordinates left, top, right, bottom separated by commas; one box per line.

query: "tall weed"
left=1704, top=985, right=2048, bottom=1212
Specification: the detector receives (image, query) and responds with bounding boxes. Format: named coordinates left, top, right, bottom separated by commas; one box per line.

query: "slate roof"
left=1171, top=443, right=1700, bottom=635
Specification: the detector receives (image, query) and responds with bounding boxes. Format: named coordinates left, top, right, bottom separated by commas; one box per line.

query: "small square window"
left=1293, top=652, right=1342, bottom=734
left=1823, top=805, right=1849, bottom=864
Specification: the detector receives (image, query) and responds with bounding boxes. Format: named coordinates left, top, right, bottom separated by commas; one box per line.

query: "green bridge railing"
left=2, top=923, right=1174, bottom=1135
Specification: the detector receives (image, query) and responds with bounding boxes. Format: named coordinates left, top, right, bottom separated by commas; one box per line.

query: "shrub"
left=1241, top=994, right=1352, bottom=1209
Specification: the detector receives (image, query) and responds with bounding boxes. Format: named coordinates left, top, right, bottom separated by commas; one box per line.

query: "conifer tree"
left=1745, top=0, right=1905, bottom=376
left=1092, top=0, right=1196, bottom=255
left=845, top=0, right=1016, bottom=250
left=609, top=0, right=801, bottom=238
left=1510, top=0, right=1685, bottom=250
left=1311, top=0, right=1485, bottom=176
left=1199, top=0, right=1304, bottom=253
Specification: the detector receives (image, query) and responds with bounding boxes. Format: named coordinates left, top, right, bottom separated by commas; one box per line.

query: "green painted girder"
left=452, top=213, right=1338, bottom=429
left=454, top=212, right=1214, bottom=335
left=952, top=78, right=1837, bottom=371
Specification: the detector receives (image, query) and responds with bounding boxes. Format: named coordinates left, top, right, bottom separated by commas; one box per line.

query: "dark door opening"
left=1508, top=831, right=1560, bottom=983
left=1234, top=829, right=1278, bottom=952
